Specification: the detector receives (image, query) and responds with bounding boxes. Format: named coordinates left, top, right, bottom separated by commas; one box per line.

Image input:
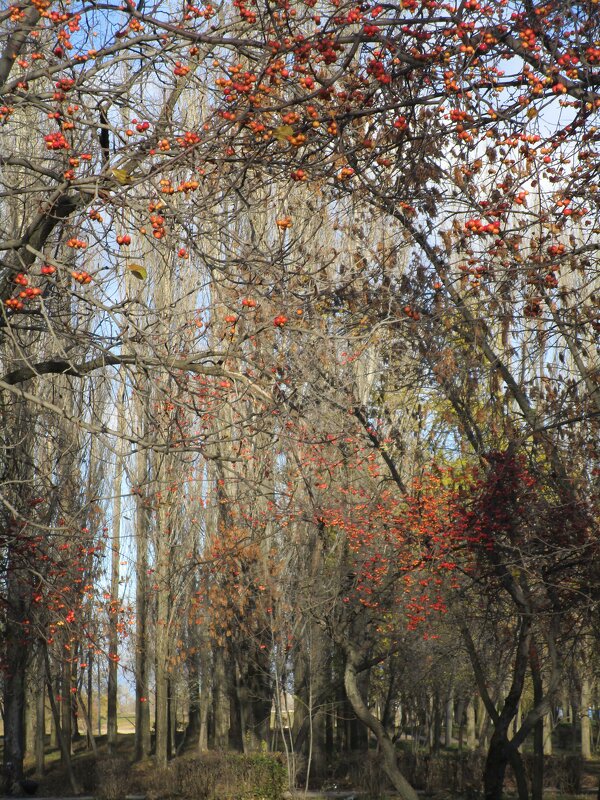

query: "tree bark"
left=44, top=648, right=80, bottom=794
left=445, top=689, right=454, bottom=748
left=134, top=436, right=151, bottom=761
left=107, top=385, right=125, bottom=752
left=35, top=650, right=45, bottom=776
left=24, top=660, right=35, bottom=763
left=483, top=735, right=509, bottom=800
left=3, top=619, right=27, bottom=794
left=466, top=699, right=476, bottom=749
left=60, top=658, right=72, bottom=761
left=543, top=712, right=553, bottom=755
left=530, top=645, right=544, bottom=800
left=344, top=651, right=418, bottom=800
left=77, top=693, right=98, bottom=756
left=198, top=643, right=211, bottom=752
left=581, top=675, right=592, bottom=760
left=155, top=503, right=171, bottom=767
left=212, top=646, right=229, bottom=748
left=184, top=649, right=201, bottom=746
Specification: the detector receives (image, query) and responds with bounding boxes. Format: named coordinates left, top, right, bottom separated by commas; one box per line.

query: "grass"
left=9, top=736, right=600, bottom=799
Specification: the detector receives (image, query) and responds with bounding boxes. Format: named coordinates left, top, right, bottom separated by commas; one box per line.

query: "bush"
left=343, top=752, right=388, bottom=798
left=131, top=752, right=287, bottom=800
left=96, top=756, right=132, bottom=800
left=218, top=752, right=287, bottom=800
left=330, top=749, right=484, bottom=797
left=520, top=753, right=582, bottom=794
left=395, top=750, right=484, bottom=795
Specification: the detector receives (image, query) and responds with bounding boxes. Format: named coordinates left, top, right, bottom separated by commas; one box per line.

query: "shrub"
left=131, top=752, right=287, bottom=800
left=521, top=753, right=582, bottom=794
left=95, top=756, right=132, bottom=800
left=395, top=750, right=484, bottom=795
left=217, top=752, right=287, bottom=800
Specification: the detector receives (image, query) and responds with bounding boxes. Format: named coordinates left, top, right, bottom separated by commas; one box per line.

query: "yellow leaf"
left=111, top=167, right=132, bottom=185
left=273, top=125, right=294, bottom=142
left=127, top=263, right=147, bottom=281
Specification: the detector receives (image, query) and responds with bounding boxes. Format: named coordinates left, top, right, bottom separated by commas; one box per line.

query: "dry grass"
left=21, top=735, right=287, bottom=800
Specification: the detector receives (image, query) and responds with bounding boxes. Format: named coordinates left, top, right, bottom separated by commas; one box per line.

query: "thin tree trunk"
left=2, top=401, right=33, bottom=793
left=466, top=699, right=476, bottom=749
left=477, top=694, right=490, bottom=752
left=432, top=691, right=442, bottom=753
left=445, top=689, right=454, bottom=748
left=581, top=676, right=592, bottom=760
left=530, top=645, right=544, bottom=800
left=198, top=644, right=210, bottom=752
left=25, top=659, right=36, bottom=763
left=60, top=658, right=72, bottom=760
left=456, top=697, right=465, bottom=750
left=509, top=749, right=530, bottom=800
left=168, top=679, right=176, bottom=758
left=343, top=650, right=418, bottom=800
left=155, top=501, right=171, bottom=767
left=213, top=646, right=229, bottom=748
left=3, top=627, right=27, bottom=793
left=77, top=693, right=98, bottom=756
left=107, top=380, right=125, bottom=752
left=35, top=650, right=45, bottom=776
left=87, top=652, right=94, bottom=751
left=543, top=712, right=553, bottom=755
left=44, top=648, right=80, bottom=795
left=184, top=649, right=201, bottom=747
left=134, top=435, right=151, bottom=760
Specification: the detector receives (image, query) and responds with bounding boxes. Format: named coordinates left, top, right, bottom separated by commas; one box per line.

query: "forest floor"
left=2, top=734, right=599, bottom=800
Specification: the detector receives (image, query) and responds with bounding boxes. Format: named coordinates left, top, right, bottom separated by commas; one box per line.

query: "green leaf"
left=273, top=125, right=294, bottom=142
left=111, top=167, right=132, bottom=185
left=127, top=263, right=147, bottom=281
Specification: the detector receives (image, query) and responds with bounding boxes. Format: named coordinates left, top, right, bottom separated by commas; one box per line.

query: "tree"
left=1, top=0, right=599, bottom=794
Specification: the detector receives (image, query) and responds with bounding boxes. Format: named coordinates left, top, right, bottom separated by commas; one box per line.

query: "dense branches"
left=0, top=0, right=598, bottom=797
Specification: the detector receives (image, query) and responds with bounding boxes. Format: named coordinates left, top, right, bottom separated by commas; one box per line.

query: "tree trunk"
left=232, top=668, right=246, bottom=752
left=50, top=672, right=59, bottom=749
left=445, top=689, right=454, bottom=748
left=198, top=643, right=211, bottom=752
left=184, top=649, right=201, bottom=747
left=77, top=693, right=98, bottom=756
left=107, top=381, right=125, bottom=752
left=509, top=748, right=530, bottom=800
left=35, top=652, right=45, bottom=776
left=87, top=652, right=94, bottom=751
left=543, top=712, right=553, bottom=755
left=3, top=624, right=27, bottom=794
left=466, top=699, right=477, bottom=749
left=2, top=402, right=33, bottom=794
left=60, top=658, right=72, bottom=760
left=456, top=697, right=465, bottom=750
left=432, top=691, right=442, bottom=753
left=581, top=676, right=592, bottom=760
left=134, top=437, right=151, bottom=761
left=344, top=652, right=418, bottom=800
left=213, top=646, right=229, bottom=748
left=530, top=645, right=544, bottom=800
left=477, top=694, right=490, bottom=752
left=168, top=679, right=176, bottom=757
left=155, top=505, right=171, bottom=767
left=44, top=648, right=80, bottom=794
left=25, top=659, right=36, bottom=763
left=483, top=735, right=509, bottom=800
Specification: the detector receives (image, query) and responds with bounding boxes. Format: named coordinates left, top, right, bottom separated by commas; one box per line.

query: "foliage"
left=128, top=753, right=287, bottom=800
left=95, top=756, right=132, bottom=800
left=1, top=0, right=599, bottom=796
